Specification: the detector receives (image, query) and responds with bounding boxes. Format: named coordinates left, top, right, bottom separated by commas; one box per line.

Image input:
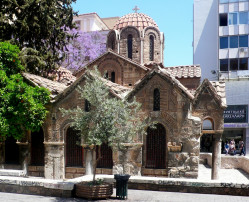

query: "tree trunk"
left=85, top=149, right=93, bottom=175
left=93, top=145, right=102, bottom=183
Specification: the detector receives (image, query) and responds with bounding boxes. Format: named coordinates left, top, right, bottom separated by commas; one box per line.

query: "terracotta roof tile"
left=114, top=13, right=158, bottom=30
left=163, top=65, right=201, bottom=79
left=22, top=73, right=68, bottom=99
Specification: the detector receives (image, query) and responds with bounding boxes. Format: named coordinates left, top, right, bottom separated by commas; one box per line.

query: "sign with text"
left=224, top=105, right=248, bottom=123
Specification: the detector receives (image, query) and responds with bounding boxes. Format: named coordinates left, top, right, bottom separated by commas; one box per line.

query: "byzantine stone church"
left=0, top=12, right=226, bottom=180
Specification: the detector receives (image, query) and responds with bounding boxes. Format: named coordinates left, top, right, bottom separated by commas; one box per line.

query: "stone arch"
left=144, top=27, right=162, bottom=64
left=147, top=80, right=165, bottom=112
left=98, top=59, right=123, bottom=85
left=200, top=117, right=215, bottom=153
left=119, top=26, right=141, bottom=63
left=107, top=30, right=118, bottom=52
left=144, top=123, right=167, bottom=169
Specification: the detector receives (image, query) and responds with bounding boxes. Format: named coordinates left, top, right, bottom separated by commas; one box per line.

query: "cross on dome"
left=132, top=6, right=140, bottom=13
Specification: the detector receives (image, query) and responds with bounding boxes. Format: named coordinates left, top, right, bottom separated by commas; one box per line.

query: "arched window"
left=203, top=119, right=214, bottom=130
left=66, top=127, right=83, bottom=167
left=105, top=72, right=109, bottom=80
left=146, top=123, right=166, bottom=169
left=149, top=35, right=154, bottom=61
left=111, top=71, right=115, bottom=83
left=85, top=99, right=90, bottom=112
left=111, top=39, right=115, bottom=50
left=153, top=88, right=160, bottom=111
left=31, top=128, right=44, bottom=166
left=127, top=34, right=133, bottom=59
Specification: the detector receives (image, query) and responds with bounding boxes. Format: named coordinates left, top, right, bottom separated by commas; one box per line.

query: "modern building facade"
left=194, top=0, right=249, bottom=155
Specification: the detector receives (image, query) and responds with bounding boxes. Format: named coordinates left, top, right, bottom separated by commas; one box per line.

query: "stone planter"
left=168, top=142, right=182, bottom=152
left=75, top=182, right=113, bottom=199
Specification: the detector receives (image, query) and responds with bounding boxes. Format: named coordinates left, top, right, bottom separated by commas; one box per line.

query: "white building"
left=194, top=0, right=249, bottom=155
left=73, top=12, right=119, bottom=32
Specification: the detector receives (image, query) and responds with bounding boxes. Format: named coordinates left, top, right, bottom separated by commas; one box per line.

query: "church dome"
left=113, top=13, right=158, bottom=31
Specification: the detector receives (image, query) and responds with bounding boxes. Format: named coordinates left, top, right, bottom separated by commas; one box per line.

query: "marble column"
left=211, top=132, right=222, bottom=180
left=44, top=142, right=65, bottom=179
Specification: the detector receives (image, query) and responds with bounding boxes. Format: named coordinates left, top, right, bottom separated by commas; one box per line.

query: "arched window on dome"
left=149, top=35, right=154, bottom=61
left=127, top=34, right=133, bottom=59
left=111, top=71, right=115, bottom=83
left=153, top=88, right=160, bottom=111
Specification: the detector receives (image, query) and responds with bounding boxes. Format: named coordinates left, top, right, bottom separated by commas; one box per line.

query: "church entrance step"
left=0, top=169, right=26, bottom=177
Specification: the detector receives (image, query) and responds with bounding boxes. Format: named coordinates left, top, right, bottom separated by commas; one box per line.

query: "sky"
left=72, top=0, right=193, bottom=67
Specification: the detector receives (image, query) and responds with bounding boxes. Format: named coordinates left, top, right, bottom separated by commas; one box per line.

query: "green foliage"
left=61, top=68, right=147, bottom=148
left=0, top=42, right=24, bottom=75
left=0, top=42, right=50, bottom=140
left=0, top=0, right=77, bottom=74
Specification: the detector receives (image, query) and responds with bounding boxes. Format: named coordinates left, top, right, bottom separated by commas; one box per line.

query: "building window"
left=229, top=13, right=237, bottom=25
left=220, top=58, right=248, bottom=71
left=149, top=35, right=154, bottom=61
left=240, top=58, right=248, bottom=70
left=220, top=13, right=228, bottom=26
left=105, top=72, right=109, bottom=79
left=153, top=88, right=160, bottom=111
left=220, top=59, right=229, bottom=71
left=220, top=0, right=228, bottom=3
left=220, top=37, right=228, bottom=49
left=239, top=12, right=248, bottom=24
left=85, top=99, right=91, bottom=112
left=230, top=36, right=238, bottom=48
left=220, top=35, right=248, bottom=49
left=127, top=34, right=133, bottom=59
left=239, top=35, right=248, bottom=47
left=230, top=59, right=239, bottom=70
left=111, top=71, right=115, bottom=83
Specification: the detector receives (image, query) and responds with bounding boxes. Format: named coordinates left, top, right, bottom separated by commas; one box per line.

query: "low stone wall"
left=200, top=153, right=249, bottom=173
left=142, top=168, right=167, bottom=177
left=28, top=166, right=44, bottom=177
left=127, top=181, right=249, bottom=196
left=65, top=167, right=85, bottom=179
left=0, top=176, right=74, bottom=197
left=96, top=168, right=112, bottom=175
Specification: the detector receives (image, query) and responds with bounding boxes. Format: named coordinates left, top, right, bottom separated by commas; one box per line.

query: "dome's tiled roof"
left=114, top=13, right=158, bottom=30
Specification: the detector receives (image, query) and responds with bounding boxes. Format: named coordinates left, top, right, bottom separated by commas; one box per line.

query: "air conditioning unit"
left=240, top=47, right=248, bottom=52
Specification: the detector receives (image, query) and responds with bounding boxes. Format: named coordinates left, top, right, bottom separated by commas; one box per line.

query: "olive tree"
left=61, top=68, right=147, bottom=183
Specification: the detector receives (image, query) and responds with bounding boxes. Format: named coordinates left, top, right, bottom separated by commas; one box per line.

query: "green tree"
left=61, top=68, right=148, bottom=183
left=0, top=42, right=50, bottom=140
left=0, top=0, right=77, bottom=75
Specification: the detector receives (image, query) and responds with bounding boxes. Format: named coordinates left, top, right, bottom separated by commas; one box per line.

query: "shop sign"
left=224, top=105, right=248, bottom=123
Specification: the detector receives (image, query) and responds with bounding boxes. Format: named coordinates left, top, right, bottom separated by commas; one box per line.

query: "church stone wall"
left=143, top=27, right=162, bottom=64
left=86, top=53, right=147, bottom=87
left=119, top=27, right=141, bottom=64
left=129, top=74, right=202, bottom=178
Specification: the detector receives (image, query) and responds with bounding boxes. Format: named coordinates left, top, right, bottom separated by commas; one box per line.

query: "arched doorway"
left=66, top=127, right=83, bottom=167
left=31, top=128, right=44, bottom=166
left=96, top=143, right=113, bottom=169
left=5, top=136, right=19, bottom=165
left=201, top=119, right=214, bottom=153
left=146, top=123, right=166, bottom=169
